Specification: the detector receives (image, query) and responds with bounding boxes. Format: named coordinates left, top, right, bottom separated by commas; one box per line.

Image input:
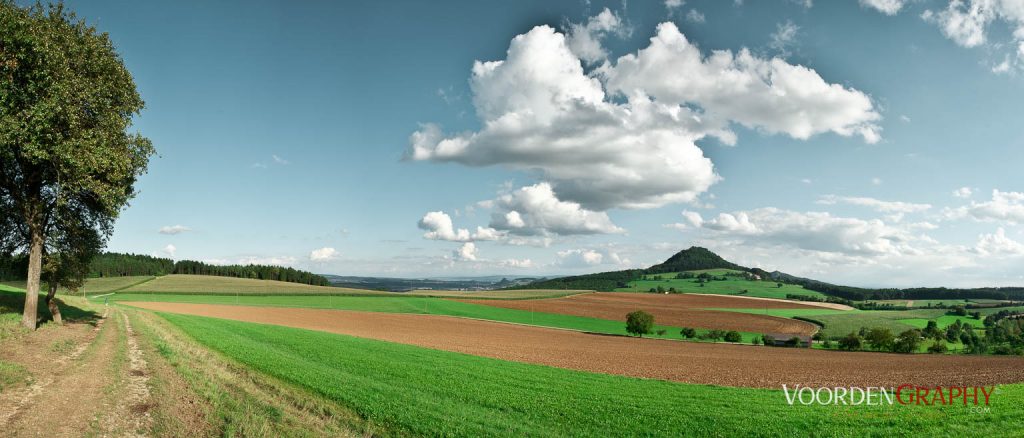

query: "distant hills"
left=519, top=246, right=1024, bottom=301
left=323, top=275, right=542, bottom=292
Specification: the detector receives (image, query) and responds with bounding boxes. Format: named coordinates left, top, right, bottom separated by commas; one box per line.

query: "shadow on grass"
left=0, top=289, right=101, bottom=326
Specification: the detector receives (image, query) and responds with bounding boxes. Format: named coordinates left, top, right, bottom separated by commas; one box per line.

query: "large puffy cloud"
left=817, top=195, right=931, bottom=213
left=409, top=20, right=880, bottom=213
left=946, top=189, right=1024, bottom=224
left=418, top=211, right=503, bottom=241
left=602, top=23, right=881, bottom=143
left=687, top=208, right=919, bottom=256
left=488, top=183, right=624, bottom=236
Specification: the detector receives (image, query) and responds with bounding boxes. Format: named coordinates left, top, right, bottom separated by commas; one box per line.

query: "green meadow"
left=615, top=270, right=827, bottom=300
left=161, top=313, right=1024, bottom=437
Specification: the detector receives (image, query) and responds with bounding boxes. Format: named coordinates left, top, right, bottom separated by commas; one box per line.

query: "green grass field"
left=161, top=313, right=1024, bottom=436
left=616, top=271, right=826, bottom=300
left=705, top=308, right=852, bottom=318
left=119, top=274, right=374, bottom=294
left=899, top=315, right=985, bottom=330
left=111, top=293, right=760, bottom=343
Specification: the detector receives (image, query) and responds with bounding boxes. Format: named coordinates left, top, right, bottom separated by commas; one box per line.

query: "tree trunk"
left=21, top=227, right=43, bottom=330
left=45, top=281, right=62, bottom=325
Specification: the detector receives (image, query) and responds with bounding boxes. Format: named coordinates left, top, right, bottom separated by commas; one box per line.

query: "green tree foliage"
left=864, top=327, right=894, bottom=351
left=0, top=2, right=155, bottom=329
left=927, top=341, right=948, bottom=354
left=724, top=331, right=742, bottom=342
left=679, top=327, right=697, bottom=338
left=892, top=329, right=923, bottom=354
left=838, top=333, right=862, bottom=351
left=625, top=310, right=654, bottom=338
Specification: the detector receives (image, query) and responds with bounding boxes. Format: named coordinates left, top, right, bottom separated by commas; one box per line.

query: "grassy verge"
left=111, top=294, right=761, bottom=343
left=161, top=312, right=1024, bottom=436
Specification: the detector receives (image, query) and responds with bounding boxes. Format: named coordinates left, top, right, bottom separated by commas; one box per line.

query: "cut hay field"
left=1, top=276, right=154, bottom=295
left=110, top=293, right=758, bottom=342
left=157, top=312, right=1024, bottom=436
left=615, top=271, right=826, bottom=300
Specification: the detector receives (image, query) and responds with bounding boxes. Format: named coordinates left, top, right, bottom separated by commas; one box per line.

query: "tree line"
left=1, top=253, right=330, bottom=286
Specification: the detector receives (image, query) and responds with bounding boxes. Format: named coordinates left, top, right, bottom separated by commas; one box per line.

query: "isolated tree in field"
left=625, top=310, right=654, bottom=338
left=0, top=2, right=153, bottom=329
left=680, top=327, right=697, bottom=338
left=724, top=331, right=742, bottom=342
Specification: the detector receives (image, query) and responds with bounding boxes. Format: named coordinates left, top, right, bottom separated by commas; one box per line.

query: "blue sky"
left=51, top=0, right=1024, bottom=286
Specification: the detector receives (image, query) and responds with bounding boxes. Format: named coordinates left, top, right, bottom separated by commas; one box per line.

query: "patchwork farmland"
left=5, top=253, right=1024, bottom=436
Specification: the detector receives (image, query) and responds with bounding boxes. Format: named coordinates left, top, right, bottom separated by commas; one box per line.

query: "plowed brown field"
left=459, top=292, right=822, bottom=335
left=124, top=301, right=1024, bottom=389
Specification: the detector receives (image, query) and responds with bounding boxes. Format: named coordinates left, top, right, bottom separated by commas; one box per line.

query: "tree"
left=927, top=341, right=948, bottom=354
left=40, top=211, right=103, bottom=324
left=838, top=333, right=862, bottom=351
left=625, top=310, right=654, bottom=338
left=724, top=331, right=742, bottom=342
left=680, top=327, right=697, bottom=338
left=864, top=327, right=894, bottom=351
left=922, top=320, right=943, bottom=340
left=892, top=329, right=923, bottom=353
left=0, top=2, right=154, bottom=329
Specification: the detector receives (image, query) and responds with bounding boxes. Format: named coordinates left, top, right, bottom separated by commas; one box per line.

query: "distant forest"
left=0, top=252, right=329, bottom=286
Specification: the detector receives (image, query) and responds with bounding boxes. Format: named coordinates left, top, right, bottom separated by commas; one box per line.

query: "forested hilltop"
left=518, top=246, right=1024, bottom=301
left=0, top=252, right=329, bottom=286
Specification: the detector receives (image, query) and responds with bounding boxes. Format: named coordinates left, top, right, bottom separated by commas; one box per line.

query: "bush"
left=751, top=336, right=761, bottom=345
left=786, top=337, right=802, bottom=347
left=823, top=339, right=834, bottom=349
left=680, top=327, right=697, bottom=339
left=762, top=334, right=775, bottom=346
left=838, top=333, right=862, bottom=351
left=625, top=311, right=655, bottom=338
left=656, top=329, right=667, bottom=336
left=699, top=330, right=727, bottom=341
left=927, top=341, right=948, bottom=354
left=724, top=331, right=742, bottom=342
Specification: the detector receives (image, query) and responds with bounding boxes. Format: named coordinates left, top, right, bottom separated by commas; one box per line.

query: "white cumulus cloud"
left=860, top=0, right=907, bottom=15
left=974, top=227, right=1024, bottom=256
left=454, top=242, right=478, bottom=261
left=565, top=8, right=627, bottom=65
left=488, top=183, right=624, bottom=236
left=309, top=247, right=339, bottom=262
left=418, top=211, right=503, bottom=241
left=409, top=22, right=880, bottom=213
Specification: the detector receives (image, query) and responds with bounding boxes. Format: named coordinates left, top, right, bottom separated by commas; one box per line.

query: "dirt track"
left=460, top=293, right=822, bottom=335
left=124, top=301, right=1024, bottom=389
